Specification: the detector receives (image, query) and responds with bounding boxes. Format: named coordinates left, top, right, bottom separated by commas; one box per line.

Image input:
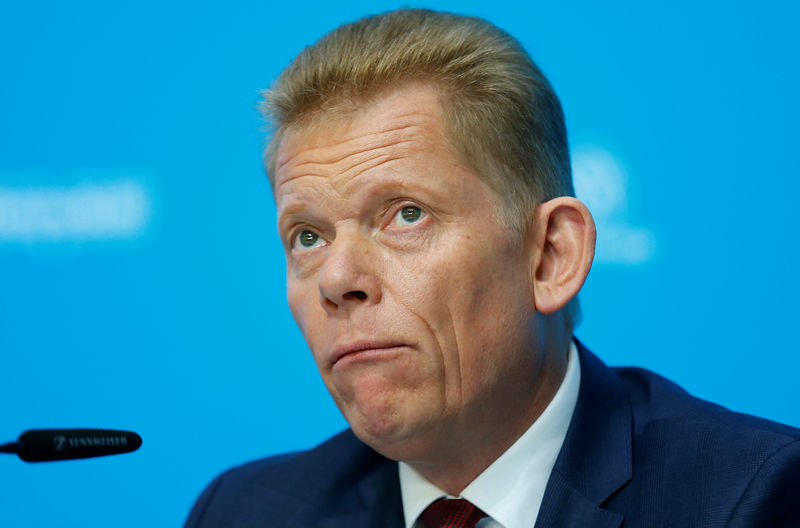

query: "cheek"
left=386, top=246, right=492, bottom=362
left=450, top=255, right=532, bottom=335
left=286, top=280, right=305, bottom=327
left=398, top=236, right=533, bottom=362
left=398, top=243, right=511, bottom=320
left=287, top=283, right=335, bottom=385
left=286, top=279, right=323, bottom=344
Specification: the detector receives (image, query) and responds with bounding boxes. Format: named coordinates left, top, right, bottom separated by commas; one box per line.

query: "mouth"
left=331, top=341, right=408, bottom=367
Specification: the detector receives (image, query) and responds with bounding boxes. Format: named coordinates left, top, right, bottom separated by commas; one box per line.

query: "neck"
left=408, top=322, right=571, bottom=495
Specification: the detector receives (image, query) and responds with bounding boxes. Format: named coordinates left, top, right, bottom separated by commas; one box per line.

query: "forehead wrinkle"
left=275, top=108, right=434, bottom=172
left=281, top=123, right=425, bottom=173
left=329, top=149, right=413, bottom=195
left=296, top=135, right=418, bottom=173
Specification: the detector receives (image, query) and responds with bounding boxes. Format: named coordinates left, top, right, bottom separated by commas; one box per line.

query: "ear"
left=530, top=197, right=596, bottom=314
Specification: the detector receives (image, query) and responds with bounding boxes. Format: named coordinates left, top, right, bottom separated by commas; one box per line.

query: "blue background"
left=1, top=1, right=798, bottom=525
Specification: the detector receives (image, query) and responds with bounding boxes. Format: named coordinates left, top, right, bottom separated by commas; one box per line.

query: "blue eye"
left=293, top=229, right=326, bottom=250
left=392, top=205, right=424, bottom=225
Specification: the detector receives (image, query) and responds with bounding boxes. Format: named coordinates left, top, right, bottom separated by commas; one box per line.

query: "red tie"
left=420, top=498, right=488, bottom=528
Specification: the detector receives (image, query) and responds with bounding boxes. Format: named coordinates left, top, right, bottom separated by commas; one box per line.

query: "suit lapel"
left=319, top=449, right=405, bottom=528
left=535, top=341, right=632, bottom=528
left=358, top=456, right=405, bottom=528
left=534, top=472, right=623, bottom=528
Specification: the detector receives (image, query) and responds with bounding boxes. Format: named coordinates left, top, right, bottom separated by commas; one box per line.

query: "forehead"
left=272, top=83, right=512, bottom=243
left=273, top=83, right=451, bottom=190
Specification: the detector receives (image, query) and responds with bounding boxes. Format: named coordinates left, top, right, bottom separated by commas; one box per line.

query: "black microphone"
left=0, top=429, right=142, bottom=462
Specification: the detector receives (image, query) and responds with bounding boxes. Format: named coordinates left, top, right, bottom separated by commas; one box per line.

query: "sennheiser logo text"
left=66, top=436, right=128, bottom=448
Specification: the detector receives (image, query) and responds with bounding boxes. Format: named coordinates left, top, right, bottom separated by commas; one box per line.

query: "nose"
left=318, top=232, right=382, bottom=313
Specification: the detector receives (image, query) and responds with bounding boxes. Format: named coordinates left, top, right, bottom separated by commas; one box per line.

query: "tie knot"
left=420, top=498, right=488, bottom=528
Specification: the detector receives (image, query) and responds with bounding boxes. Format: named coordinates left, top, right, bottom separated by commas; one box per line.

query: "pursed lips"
left=330, top=341, right=408, bottom=367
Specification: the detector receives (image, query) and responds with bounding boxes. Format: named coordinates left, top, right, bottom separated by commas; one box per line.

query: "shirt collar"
left=399, top=340, right=581, bottom=528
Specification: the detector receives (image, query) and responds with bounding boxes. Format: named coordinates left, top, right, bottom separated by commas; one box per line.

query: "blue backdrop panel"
left=1, top=1, right=798, bottom=526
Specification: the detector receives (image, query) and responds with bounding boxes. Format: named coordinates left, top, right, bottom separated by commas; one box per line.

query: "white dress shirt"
left=399, top=341, right=581, bottom=528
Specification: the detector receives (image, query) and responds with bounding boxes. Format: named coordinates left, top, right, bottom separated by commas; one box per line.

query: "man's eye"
left=292, top=229, right=326, bottom=250
left=391, top=205, right=424, bottom=226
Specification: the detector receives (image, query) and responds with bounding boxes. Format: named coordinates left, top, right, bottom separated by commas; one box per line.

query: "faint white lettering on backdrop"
left=571, top=147, right=655, bottom=264
left=0, top=180, right=150, bottom=242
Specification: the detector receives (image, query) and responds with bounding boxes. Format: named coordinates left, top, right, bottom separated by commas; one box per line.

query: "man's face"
left=274, top=83, right=542, bottom=460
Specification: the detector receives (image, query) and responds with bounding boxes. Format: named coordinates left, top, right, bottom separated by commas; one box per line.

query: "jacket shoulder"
left=606, top=364, right=800, bottom=526
left=612, top=364, right=800, bottom=441
left=184, top=429, right=399, bottom=527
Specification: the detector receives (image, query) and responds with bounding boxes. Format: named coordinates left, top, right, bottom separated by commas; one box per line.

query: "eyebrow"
left=276, top=200, right=315, bottom=236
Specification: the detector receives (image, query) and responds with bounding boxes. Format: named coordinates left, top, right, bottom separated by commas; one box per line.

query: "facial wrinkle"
left=335, top=155, right=407, bottom=195
left=287, top=136, right=413, bottom=173
left=443, top=304, right=463, bottom=411
left=276, top=121, right=426, bottom=173
left=275, top=169, right=328, bottom=189
left=401, top=293, right=458, bottom=422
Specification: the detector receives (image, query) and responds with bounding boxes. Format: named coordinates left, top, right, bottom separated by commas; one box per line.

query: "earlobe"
left=531, top=197, right=596, bottom=314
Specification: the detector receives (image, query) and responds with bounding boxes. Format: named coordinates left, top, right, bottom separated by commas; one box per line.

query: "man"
left=186, top=9, right=800, bottom=527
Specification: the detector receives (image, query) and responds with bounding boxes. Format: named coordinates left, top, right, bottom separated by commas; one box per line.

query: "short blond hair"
left=261, top=8, right=580, bottom=326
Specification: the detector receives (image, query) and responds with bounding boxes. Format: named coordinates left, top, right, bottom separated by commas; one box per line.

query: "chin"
left=346, top=406, right=442, bottom=462
left=330, top=370, right=443, bottom=456
left=348, top=406, right=407, bottom=446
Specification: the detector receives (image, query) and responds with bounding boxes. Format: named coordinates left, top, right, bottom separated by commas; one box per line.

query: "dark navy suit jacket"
left=185, top=343, right=800, bottom=527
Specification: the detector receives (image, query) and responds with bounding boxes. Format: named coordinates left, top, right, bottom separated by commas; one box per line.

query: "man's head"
left=263, top=9, right=572, bottom=224
left=263, top=9, right=595, bottom=491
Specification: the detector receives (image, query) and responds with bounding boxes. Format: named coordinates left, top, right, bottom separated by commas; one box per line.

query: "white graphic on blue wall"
left=0, top=179, right=150, bottom=242
left=571, top=147, right=654, bottom=264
